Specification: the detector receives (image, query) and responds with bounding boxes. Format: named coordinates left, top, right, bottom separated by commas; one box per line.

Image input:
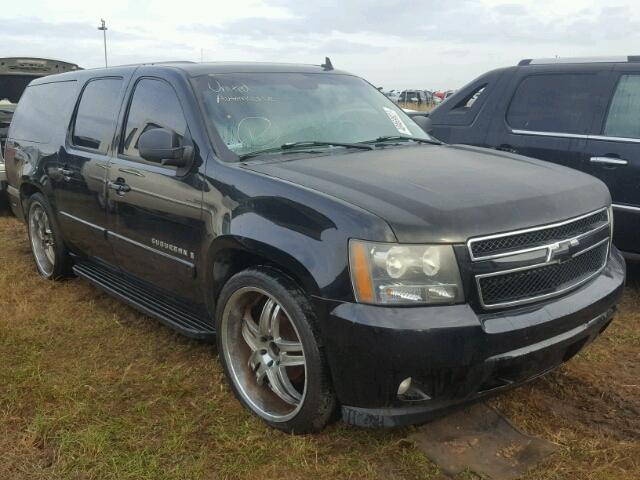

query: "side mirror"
left=138, top=128, right=193, bottom=167
left=411, top=115, right=433, bottom=133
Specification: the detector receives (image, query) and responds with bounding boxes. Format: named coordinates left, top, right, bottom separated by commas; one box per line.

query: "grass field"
left=1, top=212, right=638, bottom=480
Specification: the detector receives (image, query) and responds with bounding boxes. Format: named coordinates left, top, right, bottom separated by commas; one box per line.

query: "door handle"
left=590, top=156, right=628, bottom=166
left=107, top=179, right=131, bottom=194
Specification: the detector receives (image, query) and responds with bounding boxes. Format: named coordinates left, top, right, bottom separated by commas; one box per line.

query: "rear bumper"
left=321, top=247, right=625, bottom=427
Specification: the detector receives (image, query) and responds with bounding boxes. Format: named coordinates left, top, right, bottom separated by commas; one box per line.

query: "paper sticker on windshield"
left=383, top=107, right=411, bottom=135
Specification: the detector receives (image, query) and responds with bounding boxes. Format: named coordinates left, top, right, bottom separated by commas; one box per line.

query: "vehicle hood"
left=242, top=144, right=611, bottom=243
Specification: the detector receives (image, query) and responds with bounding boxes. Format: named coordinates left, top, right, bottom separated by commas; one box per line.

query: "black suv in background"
left=428, top=56, right=640, bottom=256
left=4, top=62, right=625, bottom=433
left=0, top=58, right=80, bottom=194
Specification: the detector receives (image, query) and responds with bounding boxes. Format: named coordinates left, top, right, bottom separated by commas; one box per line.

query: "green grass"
left=1, top=214, right=638, bottom=479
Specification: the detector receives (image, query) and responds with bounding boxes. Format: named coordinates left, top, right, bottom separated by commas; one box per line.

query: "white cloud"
left=1, top=0, right=639, bottom=89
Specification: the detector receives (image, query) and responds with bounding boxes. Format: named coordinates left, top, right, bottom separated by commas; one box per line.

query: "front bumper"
left=321, top=247, right=625, bottom=427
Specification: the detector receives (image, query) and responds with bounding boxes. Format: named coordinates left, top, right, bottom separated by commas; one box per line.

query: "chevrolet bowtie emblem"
left=547, top=238, right=580, bottom=262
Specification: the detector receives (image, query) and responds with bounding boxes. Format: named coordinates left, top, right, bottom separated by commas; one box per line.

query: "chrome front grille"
left=469, top=209, right=608, bottom=260
left=469, top=208, right=611, bottom=309
left=477, top=240, right=609, bottom=307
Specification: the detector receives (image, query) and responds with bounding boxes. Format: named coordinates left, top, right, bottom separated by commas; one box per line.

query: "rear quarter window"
left=506, top=73, right=600, bottom=134
left=8, top=80, right=77, bottom=143
left=451, top=84, right=486, bottom=110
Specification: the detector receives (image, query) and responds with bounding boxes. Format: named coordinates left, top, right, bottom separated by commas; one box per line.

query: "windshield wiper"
left=238, top=141, right=373, bottom=161
left=364, top=135, right=441, bottom=145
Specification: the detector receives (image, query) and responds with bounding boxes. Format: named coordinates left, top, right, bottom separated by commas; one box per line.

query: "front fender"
left=200, top=162, right=397, bottom=308
left=206, top=233, right=324, bottom=300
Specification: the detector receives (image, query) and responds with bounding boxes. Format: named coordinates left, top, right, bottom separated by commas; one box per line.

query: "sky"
left=1, top=0, right=639, bottom=90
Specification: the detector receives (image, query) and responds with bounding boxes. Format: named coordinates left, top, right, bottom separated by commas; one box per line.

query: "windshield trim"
left=238, top=140, right=434, bottom=165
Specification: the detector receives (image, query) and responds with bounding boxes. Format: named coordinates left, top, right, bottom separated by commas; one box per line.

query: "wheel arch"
left=205, top=235, right=322, bottom=315
left=16, top=182, right=45, bottom=218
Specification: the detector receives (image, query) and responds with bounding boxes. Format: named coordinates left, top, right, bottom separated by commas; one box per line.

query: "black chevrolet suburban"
left=4, top=61, right=625, bottom=433
left=428, top=56, right=640, bottom=256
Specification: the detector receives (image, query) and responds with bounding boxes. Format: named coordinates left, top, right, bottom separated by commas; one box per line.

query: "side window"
left=72, top=77, right=123, bottom=153
left=121, top=78, right=187, bottom=159
left=603, top=75, right=640, bottom=139
left=9, top=81, right=77, bottom=143
left=506, top=74, right=599, bottom=134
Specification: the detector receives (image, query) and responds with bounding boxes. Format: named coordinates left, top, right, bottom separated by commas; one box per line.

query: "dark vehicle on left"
left=0, top=58, right=80, bottom=196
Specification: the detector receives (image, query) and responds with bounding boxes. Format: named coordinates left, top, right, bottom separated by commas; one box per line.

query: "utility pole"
left=98, top=19, right=108, bottom=67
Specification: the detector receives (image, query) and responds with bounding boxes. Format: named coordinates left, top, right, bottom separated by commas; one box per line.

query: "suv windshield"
left=193, top=72, right=432, bottom=159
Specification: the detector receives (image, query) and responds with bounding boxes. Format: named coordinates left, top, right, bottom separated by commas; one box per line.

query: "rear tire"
left=26, top=193, right=72, bottom=280
left=216, top=267, right=336, bottom=433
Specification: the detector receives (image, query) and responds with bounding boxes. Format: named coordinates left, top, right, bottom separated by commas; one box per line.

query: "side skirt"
left=73, top=260, right=215, bottom=340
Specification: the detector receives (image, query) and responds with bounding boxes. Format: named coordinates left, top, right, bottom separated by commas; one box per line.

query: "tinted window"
left=72, top=77, right=123, bottom=153
left=603, top=75, right=640, bottom=139
left=507, top=74, right=599, bottom=134
left=8, top=81, right=77, bottom=143
left=122, top=78, right=187, bottom=158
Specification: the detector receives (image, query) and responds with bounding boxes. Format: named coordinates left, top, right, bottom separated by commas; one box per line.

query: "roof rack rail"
left=518, top=56, right=640, bottom=66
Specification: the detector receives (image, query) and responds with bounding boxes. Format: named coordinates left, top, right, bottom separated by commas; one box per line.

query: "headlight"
left=349, top=240, right=464, bottom=305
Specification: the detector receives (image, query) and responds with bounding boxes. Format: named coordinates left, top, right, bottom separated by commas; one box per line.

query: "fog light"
left=397, top=377, right=412, bottom=396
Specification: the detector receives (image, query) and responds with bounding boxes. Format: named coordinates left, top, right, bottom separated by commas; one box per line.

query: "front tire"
left=26, top=193, right=72, bottom=279
left=216, top=267, right=336, bottom=433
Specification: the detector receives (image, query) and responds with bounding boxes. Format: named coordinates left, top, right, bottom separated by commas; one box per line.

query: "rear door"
left=581, top=67, right=640, bottom=253
left=55, top=76, right=126, bottom=263
left=106, top=76, right=205, bottom=302
left=486, top=67, right=611, bottom=171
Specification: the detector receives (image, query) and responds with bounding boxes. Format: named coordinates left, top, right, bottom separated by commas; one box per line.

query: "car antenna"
left=321, top=57, right=333, bottom=71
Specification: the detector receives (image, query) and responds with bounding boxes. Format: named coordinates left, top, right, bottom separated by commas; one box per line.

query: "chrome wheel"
left=221, top=287, right=307, bottom=422
left=29, top=203, right=56, bottom=276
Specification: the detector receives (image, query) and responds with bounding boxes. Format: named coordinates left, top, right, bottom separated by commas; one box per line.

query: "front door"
left=580, top=70, right=640, bottom=253
left=55, top=76, right=125, bottom=263
left=106, top=77, right=205, bottom=302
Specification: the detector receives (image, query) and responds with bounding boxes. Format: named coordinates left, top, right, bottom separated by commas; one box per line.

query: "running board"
left=73, top=261, right=215, bottom=340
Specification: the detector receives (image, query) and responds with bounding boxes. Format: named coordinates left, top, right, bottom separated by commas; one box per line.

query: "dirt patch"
left=531, top=371, right=640, bottom=442
left=409, top=403, right=558, bottom=479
